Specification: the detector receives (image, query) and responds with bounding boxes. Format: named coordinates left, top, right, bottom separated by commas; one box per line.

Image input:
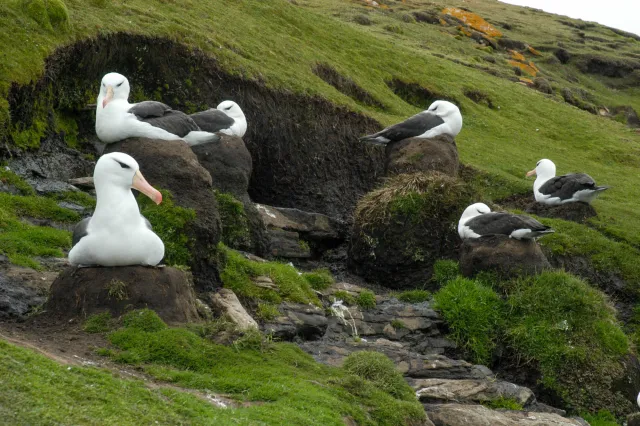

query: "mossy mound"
left=21, top=0, right=70, bottom=32
left=348, top=172, right=472, bottom=289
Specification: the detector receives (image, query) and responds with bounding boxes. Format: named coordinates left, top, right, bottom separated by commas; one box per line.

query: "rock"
left=554, top=48, right=571, bottom=64
left=0, top=265, right=56, bottom=319
left=267, top=229, right=311, bottom=258
left=263, top=302, right=327, bottom=340
left=68, top=176, right=95, bottom=189
left=257, top=205, right=347, bottom=242
left=525, top=201, right=596, bottom=223
left=208, top=288, right=258, bottom=331
left=348, top=173, right=471, bottom=289
left=412, top=11, right=440, bottom=24
left=45, top=266, right=200, bottom=323
left=104, top=138, right=221, bottom=291
left=526, top=402, right=566, bottom=417
left=414, top=378, right=534, bottom=406
left=497, top=37, right=527, bottom=50
left=610, top=105, right=640, bottom=128
left=460, top=235, right=551, bottom=279
left=533, top=77, right=553, bottom=94
left=425, top=404, right=584, bottom=426
left=252, top=275, right=278, bottom=290
left=385, top=135, right=459, bottom=177
left=628, top=413, right=640, bottom=426
left=57, top=201, right=89, bottom=215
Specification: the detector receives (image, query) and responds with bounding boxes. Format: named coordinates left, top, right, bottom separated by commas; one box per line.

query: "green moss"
left=45, top=0, right=71, bottom=32
left=122, top=309, right=167, bottom=333
left=580, top=410, right=619, bottom=426
left=83, top=312, right=113, bottom=333
left=214, top=191, right=251, bottom=249
left=298, top=239, right=310, bottom=252
left=301, top=268, right=334, bottom=290
left=218, top=243, right=320, bottom=306
left=390, top=319, right=406, bottom=329
left=47, top=190, right=96, bottom=209
left=356, top=290, right=376, bottom=310
left=396, top=289, right=431, bottom=303
left=432, top=259, right=460, bottom=286
left=0, top=192, right=80, bottom=222
left=256, top=303, right=280, bottom=321
left=21, top=0, right=52, bottom=30
left=482, top=396, right=523, bottom=411
left=138, top=189, right=195, bottom=267
left=0, top=168, right=35, bottom=196
left=342, top=351, right=415, bottom=401
left=54, top=111, right=78, bottom=147
left=333, top=290, right=356, bottom=306
left=434, top=277, right=504, bottom=365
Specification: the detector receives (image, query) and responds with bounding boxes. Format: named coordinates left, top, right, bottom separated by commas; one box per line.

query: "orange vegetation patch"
left=457, top=26, right=472, bottom=37
left=519, top=77, right=534, bottom=85
left=509, top=50, right=526, bottom=62
left=442, top=7, right=502, bottom=37
left=439, top=18, right=448, bottom=26
left=508, top=60, right=538, bottom=77
left=527, top=45, right=542, bottom=56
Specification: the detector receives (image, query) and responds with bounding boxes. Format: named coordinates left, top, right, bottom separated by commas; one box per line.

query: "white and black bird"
left=359, top=100, right=462, bottom=145
left=526, top=159, right=609, bottom=205
left=95, top=72, right=219, bottom=146
left=68, top=152, right=165, bottom=267
left=190, top=100, right=247, bottom=138
left=458, top=203, right=554, bottom=240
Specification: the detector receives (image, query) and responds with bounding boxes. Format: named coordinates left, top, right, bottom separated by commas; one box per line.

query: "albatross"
left=95, top=72, right=219, bottom=146
left=190, top=100, right=247, bottom=138
left=458, top=203, right=554, bottom=240
left=526, top=159, right=609, bottom=205
left=68, top=152, right=165, bottom=267
left=359, top=100, right=462, bottom=145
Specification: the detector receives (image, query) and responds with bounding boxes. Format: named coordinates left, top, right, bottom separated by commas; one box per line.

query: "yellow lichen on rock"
left=442, top=7, right=502, bottom=37
left=527, top=45, right=542, bottom=56
left=509, top=50, right=526, bottom=62
left=508, top=60, right=538, bottom=77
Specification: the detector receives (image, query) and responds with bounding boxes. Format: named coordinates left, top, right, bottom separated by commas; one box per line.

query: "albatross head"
left=526, top=158, right=556, bottom=179
left=98, top=73, right=131, bottom=109
left=460, top=203, right=491, bottom=221
left=94, top=152, right=162, bottom=205
left=217, top=100, right=245, bottom=120
left=427, top=100, right=462, bottom=136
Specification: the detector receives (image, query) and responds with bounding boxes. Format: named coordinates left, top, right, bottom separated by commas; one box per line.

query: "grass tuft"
left=356, top=290, right=376, bottom=310
left=342, top=351, right=415, bottom=401
left=396, top=289, right=431, bottom=303
left=83, top=312, right=113, bottom=333
left=432, top=259, right=460, bottom=286
left=301, top=268, right=334, bottom=290
left=121, top=309, right=167, bottom=333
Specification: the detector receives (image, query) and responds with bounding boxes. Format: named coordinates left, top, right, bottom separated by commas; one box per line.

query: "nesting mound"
left=385, top=134, right=459, bottom=177
left=459, top=235, right=551, bottom=279
left=46, top=266, right=199, bottom=323
left=348, top=172, right=471, bottom=289
left=525, top=201, right=597, bottom=223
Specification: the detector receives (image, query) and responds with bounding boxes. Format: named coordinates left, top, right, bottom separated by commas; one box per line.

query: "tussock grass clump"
left=301, top=268, right=334, bottom=290
left=432, top=259, right=460, bottom=286
left=396, top=289, right=430, bottom=303
left=122, top=309, right=167, bottom=333
left=434, top=277, right=504, bottom=365
left=218, top=244, right=320, bottom=306
left=256, top=303, right=280, bottom=321
left=342, top=351, right=415, bottom=401
left=356, top=290, right=376, bottom=310
left=214, top=191, right=251, bottom=250
left=83, top=312, right=113, bottom=333
left=138, top=189, right=195, bottom=267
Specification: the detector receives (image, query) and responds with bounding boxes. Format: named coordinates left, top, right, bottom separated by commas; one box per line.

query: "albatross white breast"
left=68, top=152, right=165, bottom=267
left=359, top=100, right=462, bottom=145
left=526, top=159, right=609, bottom=205
left=458, top=203, right=554, bottom=240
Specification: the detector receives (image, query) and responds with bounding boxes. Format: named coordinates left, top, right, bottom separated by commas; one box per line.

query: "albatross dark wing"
left=190, top=109, right=235, bottom=133
left=466, top=212, right=551, bottom=236
left=71, top=217, right=91, bottom=247
left=128, top=101, right=172, bottom=119
left=538, top=173, right=597, bottom=200
left=138, top=110, right=201, bottom=138
left=360, top=111, right=445, bottom=143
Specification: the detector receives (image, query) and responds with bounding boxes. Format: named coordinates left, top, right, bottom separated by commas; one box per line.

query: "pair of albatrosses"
left=96, top=72, right=247, bottom=146
left=69, top=152, right=164, bottom=267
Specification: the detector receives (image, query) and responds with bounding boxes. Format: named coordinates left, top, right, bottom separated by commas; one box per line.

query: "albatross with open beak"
left=68, top=152, right=165, bottom=267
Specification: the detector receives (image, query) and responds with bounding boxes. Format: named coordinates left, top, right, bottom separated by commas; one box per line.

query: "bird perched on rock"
left=68, top=152, right=165, bottom=267
left=190, top=100, right=247, bottom=138
left=526, top=159, right=609, bottom=205
left=95, top=72, right=219, bottom=146
left=359, top=100, right=462, bottom=145
left=458, top=202, right=554, bottom=240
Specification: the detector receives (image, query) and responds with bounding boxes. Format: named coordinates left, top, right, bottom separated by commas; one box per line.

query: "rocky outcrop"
left=414, top=378, right=534, bottom=405
left=46, top=266, right=199, bottom=323
left=525, top=201, right=597, bottom=223
left=385, top=135, right=459, bottom=177
left=425, top=404, right=584, bottom=426
left=460, top=235, right=551, bottom=279
left=263, top=302, right=328, bottom=340
left=208, top=288, right=258, bottom=330
left=105, top=138, right=221, bottom=291
left=0, top=261, right=56, bottom=319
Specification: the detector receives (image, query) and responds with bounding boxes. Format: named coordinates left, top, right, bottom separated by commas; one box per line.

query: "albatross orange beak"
left=102, top=85, right=114, bottom=108
left=132, top=170, right=162, bottom=205
left=526, top=169, right=537, bottom=177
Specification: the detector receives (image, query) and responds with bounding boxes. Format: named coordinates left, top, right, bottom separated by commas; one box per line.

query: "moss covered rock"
left=348, top=172, right=472, bottom=289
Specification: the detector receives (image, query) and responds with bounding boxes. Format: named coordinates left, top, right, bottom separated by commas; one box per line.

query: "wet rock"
left=263, top=302, right=327, bottom=340
left=0, top=265, right=56, bottom=319
left=105, top=138, right=221, bottom=291
left=460, top=235, right=551, bottom=279
left=414, top=378, right=534, bottom=405
left=208, top=288, right=258, bottom=331
left=46, top=266, right=200, bottom=323
left=525, top=201, right=596, bottom=223
left=425, top=404, right=584, bottom=426
left=385, top=135, right=459, bottom=177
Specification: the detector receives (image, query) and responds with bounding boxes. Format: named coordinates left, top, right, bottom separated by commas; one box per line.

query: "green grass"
left=214, top=191, right=251, bottom=250
left=255, top=303, right=280, bottom=321
left=482, top=396, right=524, bottom=411
left=396, top=289, right=431, bottom=303
left=219, top=243, right=320, bottom=306
left=83, top=312, right=113, bottom=334
left=47, top=190, right=96, bottom=209
left=342, top=351, right=415, bottom=401
left=580, top=410, right=620, bottom=426
left=301, top=268, right=335, bottom=290
left=432, top=259, right=461, bottom=286
left=0, top=168, right=35, bottom=196
left=356, top=290, right=377, bottom=310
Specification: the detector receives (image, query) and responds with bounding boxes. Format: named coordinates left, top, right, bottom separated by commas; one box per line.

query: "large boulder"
left=414, top=378, right=534, bottom=406
left=348, top=172, right=472, bottom=289
left=104, top=138, right=221, bottom=291
left=425, top=404, right=584, bottom=426
left=460, top=235, right=551, bottom=279
left=45, top=266, right=199, bottom=323
left=0, top=262, right=57, bottom=319
left=385, top=135, right=459, bottom=177
left=525, top=202, right=596, bottom=223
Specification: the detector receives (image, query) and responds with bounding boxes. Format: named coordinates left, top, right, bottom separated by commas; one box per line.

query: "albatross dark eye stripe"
left=115, top=160, right=131, bottom=169
left=116, top=82, right=123, bottom=87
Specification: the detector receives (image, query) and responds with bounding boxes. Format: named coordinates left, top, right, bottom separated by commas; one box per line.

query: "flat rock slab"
left=426, top=404, right=584, bottom=426
left=208, top=288, right=257, bottom=331
left=263, top=302, right=327, bottom=340
left=46, top=266, right=199, bottom=323
left=385, top=135, right=459, bottom=177
left=460, top=235, right=551, bottom=279
left=414, top=378, right=534, bottom=405
left=525, top=202, right=596, bottom=223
